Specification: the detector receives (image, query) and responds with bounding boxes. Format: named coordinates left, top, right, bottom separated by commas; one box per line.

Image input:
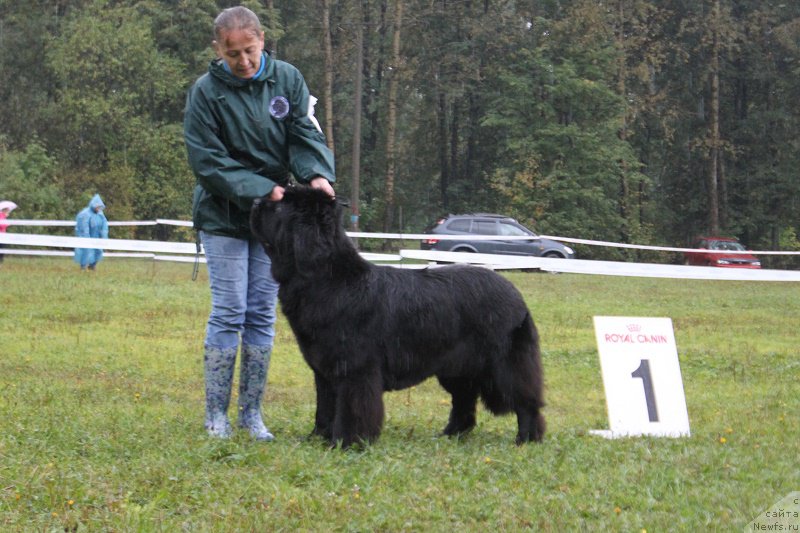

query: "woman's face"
left=214, top=28, right=264, bottom=79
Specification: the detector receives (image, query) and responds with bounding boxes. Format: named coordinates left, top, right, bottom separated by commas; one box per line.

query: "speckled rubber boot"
left=204, top=346, right=237, bottom=438
left=238, top=345, right=274, bottom=441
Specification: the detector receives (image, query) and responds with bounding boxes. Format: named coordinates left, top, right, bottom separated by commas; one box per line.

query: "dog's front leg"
left=331, top=368, right=384, bottom=448
left=312, top=371, right=336, bottom=440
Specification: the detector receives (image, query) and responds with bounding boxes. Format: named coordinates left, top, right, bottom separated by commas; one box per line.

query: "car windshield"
left=710, top=241, right=746, bottom=251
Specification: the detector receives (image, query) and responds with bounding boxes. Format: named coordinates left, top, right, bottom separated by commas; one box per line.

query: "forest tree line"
left=1, top=0, right=799, bottom=264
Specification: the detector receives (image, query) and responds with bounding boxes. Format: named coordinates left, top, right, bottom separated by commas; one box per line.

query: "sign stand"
left=590, top=316, right=690, bottom=438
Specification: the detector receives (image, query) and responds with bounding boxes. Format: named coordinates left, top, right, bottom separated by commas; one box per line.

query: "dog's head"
left=250, top=185, right=346, bottom=282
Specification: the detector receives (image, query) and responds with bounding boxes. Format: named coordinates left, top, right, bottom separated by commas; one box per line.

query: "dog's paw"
left=310, top=425, right=333, bottom=441
left=442, top=415, right=476, bottom=437
left=515, top=413, right=546, bottom=444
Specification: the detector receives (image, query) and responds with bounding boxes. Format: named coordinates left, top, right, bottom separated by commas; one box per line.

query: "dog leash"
left=192, top=233, right=201, bottom=281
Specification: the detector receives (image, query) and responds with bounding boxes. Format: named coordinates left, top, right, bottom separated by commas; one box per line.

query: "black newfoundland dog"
left=251, top=186, right=545, bottom=447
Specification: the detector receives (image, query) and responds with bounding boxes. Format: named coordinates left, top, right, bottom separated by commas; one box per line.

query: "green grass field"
left=0, top=257, right=797, bottom=531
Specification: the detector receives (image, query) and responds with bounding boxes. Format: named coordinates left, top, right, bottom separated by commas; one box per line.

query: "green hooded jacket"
left=184, top=53, right=335, bottom=238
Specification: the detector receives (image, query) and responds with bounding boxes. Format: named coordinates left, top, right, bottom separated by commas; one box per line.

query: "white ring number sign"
left=591, top=316, right=691, bottom=438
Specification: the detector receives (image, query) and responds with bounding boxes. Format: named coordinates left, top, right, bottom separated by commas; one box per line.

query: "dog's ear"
left=249, top=196, right=272, bottom=245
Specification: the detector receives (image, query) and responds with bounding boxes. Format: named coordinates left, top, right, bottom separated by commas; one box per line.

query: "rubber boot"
left=238, top=344, right=274, bottom=441
left=204, top=346, right=237, bottom=438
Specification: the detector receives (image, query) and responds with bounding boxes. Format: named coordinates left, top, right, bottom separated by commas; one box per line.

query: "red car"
left=684, top=236, right=761, bottom=269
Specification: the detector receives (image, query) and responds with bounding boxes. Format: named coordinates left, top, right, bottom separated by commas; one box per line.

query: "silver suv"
left=421, top=214, right=576, bottom=258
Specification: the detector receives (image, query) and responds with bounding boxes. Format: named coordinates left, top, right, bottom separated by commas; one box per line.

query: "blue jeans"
left=200, top=231, right=278, bottom=350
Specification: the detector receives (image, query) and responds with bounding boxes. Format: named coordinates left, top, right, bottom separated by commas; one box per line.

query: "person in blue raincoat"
left=74, top=194, right=109, bottom=271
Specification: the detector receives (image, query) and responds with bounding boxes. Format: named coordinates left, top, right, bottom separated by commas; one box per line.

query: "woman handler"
left=184, top=6, right=335, bottom=440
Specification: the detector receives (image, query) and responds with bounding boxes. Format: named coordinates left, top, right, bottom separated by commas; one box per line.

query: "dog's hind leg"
left=332, top=369, right=384, bottom=448
left=480, top=313, right=543, bottom=444
left=509, top=313, right=546, bottom=443
left=515, top=403, right=546, bottom=444
left=437, top=376, right=479, bottom=436
left=509, top=357, right=545, bottom=444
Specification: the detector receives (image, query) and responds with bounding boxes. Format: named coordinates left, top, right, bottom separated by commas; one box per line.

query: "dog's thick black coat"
left=251, top=186, right=545, bottom=447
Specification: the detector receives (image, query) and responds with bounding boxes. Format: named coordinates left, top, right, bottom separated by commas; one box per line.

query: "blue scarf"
left=221, top=52, right=266, bottom=79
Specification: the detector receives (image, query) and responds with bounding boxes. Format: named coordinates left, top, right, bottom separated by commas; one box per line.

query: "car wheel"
left=539, top=251, right=566, bottom=274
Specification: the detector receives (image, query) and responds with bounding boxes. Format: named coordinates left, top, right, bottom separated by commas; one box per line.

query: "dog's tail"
left=480, top=312, right=544, bottom=414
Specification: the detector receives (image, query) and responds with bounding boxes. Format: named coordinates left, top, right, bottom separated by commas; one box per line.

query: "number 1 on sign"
left=631, top=359, right=659, bottom=422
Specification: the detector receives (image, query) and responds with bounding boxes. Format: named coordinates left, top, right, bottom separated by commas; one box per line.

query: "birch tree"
left=382, top=0, right=403, bottom=231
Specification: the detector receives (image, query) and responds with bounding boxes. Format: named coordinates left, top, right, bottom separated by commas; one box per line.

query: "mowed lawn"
left=0, top=257, right=798, bottom=531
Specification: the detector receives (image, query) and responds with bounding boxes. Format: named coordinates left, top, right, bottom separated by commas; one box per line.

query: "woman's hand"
left=268, top=178, right=333, bottom=202
left=268, top=185, right=285, bottom=201
left=310, top=176, right=335, bottom=198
